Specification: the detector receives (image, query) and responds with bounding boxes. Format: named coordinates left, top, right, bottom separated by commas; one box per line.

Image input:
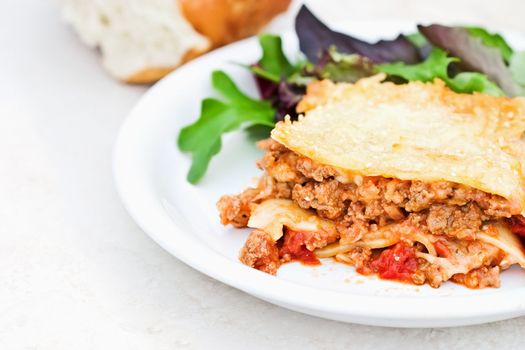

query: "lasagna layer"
left=217, top=76, right=525, bottom=288
left=273, top=75, right=525, bottom=213
left=217, top=140, right=525, bottom=288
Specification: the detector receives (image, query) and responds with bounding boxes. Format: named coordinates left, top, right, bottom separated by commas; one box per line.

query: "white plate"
left=114, top=20, right=525, bottom=328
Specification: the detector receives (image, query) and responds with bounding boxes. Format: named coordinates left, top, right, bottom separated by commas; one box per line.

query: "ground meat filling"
left=221, top=139, right=514, bottom=233
left=218, top=139, right=518, bottom=285
left=217, top=175, right=291, bottom=227
left=451, top=266, right=501, bottom=289
left=239, top=229, right=280, bottom=274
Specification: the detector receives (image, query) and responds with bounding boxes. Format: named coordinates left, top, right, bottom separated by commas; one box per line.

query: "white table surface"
left=3, top=0, right=525, bottom=349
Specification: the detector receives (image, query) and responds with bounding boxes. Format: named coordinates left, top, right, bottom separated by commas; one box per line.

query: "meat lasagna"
left=217, top=74, right=525, bottom=288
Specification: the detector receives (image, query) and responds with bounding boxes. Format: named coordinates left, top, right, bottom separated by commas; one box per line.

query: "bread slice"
left=62, top=0, right=291, bottom=83
left=62, top=0, right=211, bottom=83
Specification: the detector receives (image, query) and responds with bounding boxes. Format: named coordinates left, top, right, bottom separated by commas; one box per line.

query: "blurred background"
left=2, top=0, right=524, bottom=349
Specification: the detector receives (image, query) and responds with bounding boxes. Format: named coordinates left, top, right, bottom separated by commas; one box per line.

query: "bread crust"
left=125, top=48, right=204, bottom=84
left=179, top=0, right=291, bottom=47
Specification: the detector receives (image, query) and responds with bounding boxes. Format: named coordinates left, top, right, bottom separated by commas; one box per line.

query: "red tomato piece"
left=280, top=229, right=320, bottom=265
left=370, top=243, right=417, bottom=281
left=510, top=216, right=525, bottom=238
left=434, top=240, right=451, bottom=258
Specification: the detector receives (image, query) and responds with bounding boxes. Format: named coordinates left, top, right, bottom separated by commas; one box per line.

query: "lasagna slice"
left=217, top=74, right=525, bottom=288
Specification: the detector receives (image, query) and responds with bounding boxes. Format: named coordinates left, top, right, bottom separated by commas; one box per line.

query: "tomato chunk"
left=280, top=229, right=320, bottom=265
left=434, top=240, right=451, bottom=258
left=510, top=216, right=525, bottom=238
left=370, top=243, right=417, bottom=281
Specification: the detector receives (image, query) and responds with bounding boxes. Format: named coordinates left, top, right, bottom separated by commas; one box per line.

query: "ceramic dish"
left=114, top=21, right=525, bottom=327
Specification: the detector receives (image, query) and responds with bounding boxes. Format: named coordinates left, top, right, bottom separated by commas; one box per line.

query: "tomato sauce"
left=369, top=243, right=417, bottom=281
left=434, top=240, right=451, bottom=258
left=280, top=229, right=320, bottom=266
left=510, top=216, right=525, bottom=238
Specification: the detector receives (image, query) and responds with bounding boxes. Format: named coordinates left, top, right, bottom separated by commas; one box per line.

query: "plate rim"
left=113, top=20, right=525, bottom=327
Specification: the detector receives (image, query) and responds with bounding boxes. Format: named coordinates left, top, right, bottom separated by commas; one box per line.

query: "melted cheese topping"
left=272, top=75, right=525, bottom=212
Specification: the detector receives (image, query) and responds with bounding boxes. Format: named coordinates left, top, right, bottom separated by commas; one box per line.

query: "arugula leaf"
left=247, top=34, right=304, bottom=83
left=249, top=65, right=280, bottom=83
left=377, top=48, right=504, bottom=95
left=258, top=34, right=296, bottom=79
left=249, top=34, right=307, bottom=122
left=178, top=70, right=275, bottom=183
left=467, top=26, right=513, bottom=62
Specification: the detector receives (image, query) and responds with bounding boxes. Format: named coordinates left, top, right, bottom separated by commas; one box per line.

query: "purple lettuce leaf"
left=252, top=65, right=279, bottom=100
left=418, top=24, right=523, bottom=96
left=252, top=65, right=305, bottom=122
left=295, top=5, right=421, bottom=64
left=309, top=48, right=376, bottom=83
left=274, top=81, right=305, bottom=122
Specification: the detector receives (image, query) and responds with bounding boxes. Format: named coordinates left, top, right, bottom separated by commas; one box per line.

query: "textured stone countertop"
left=2, top=0, right=525, bottom=349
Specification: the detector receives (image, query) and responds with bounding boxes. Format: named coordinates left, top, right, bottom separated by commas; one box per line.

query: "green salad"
left=178, top=5, right=525, bottom=184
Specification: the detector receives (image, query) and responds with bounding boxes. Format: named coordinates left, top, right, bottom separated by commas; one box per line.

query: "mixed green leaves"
left=295, top=5, right=421, bottom=64
left=309, top=47, right=376, bottom=83
left=377, top=48, right=504, bottom=95
left=177, top=71, right=275, bottom=183
left=178, top=34, right=302, bottom=183
left=249, top=34, right=307, bottom=121
left=467, top=26, right=513, bottom=62
left=256, top=34, right=297, bottom=81
left=406, top=32, right=428, bottom=48
left=419, top=24, right=525, bottom=96
left=178, top=4, right=525, bottom=184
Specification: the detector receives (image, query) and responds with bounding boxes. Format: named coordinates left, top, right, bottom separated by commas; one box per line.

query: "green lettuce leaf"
left=247, top=34, right=304, bottom=83
left=418, top=24, right=522, bottom=96
left=467, top=26, right=513, bottom=62
left=406, top=32, right=428, bottom=48
left=313, top=47, right=376, bottom=83
left=377, top=48, right=504, bottom=96
left=258, top=34, right=296, bottom=79
left=178, top=71, right=275, bottom=183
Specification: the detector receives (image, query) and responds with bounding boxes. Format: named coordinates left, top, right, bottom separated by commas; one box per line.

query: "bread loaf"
left=179, top=0, right=291, bottom=47
left=62, top=0, right=291, bottom=83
